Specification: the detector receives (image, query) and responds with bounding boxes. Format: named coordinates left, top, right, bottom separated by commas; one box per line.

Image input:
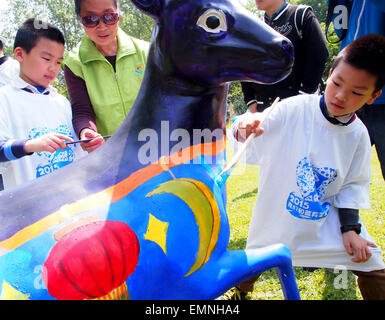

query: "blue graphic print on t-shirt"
left=286, top=157, right=337, bottom=220
left=28, top=125, right=76, bottom=178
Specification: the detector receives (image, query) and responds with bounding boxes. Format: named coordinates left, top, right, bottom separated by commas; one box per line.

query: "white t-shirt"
left=0, top=56, right=19, bottom=87
left=0, top=76, right=86, bottom=190
left=229, top=94, right=384, bottom=272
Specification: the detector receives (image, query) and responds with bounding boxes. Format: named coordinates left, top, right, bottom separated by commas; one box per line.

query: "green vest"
left=64, top=28, right=149, bottom=136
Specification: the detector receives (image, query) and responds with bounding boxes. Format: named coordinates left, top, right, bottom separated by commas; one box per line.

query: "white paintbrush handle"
left=221, top=97, right=280, bottom=175
left=256, top=96, right=280, bottom=127
left=223, top=132, right=256, bottom=173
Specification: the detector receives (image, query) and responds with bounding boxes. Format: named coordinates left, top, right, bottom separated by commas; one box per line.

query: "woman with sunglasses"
left=63, top=0, right=149, bottom=152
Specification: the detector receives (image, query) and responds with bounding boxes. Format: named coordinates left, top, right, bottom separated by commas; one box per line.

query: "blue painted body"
left=0, top=0, right=300, bottom=300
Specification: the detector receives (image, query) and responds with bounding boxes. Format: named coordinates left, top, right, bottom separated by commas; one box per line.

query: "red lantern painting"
left=42, top=220, right=140, bottom=300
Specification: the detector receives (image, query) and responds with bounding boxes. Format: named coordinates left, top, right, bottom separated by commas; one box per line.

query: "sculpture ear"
left=130, top=0, right=163, bottom=19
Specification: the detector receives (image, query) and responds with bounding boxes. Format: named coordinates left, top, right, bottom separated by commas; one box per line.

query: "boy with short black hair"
left=228, top=33, right=385, bottom=300
left=0, top=18, right=85, bottom=190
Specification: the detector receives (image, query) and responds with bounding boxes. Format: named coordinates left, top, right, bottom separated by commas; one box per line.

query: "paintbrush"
left=215, top=97, right=280, bottom=184
left=66, top=135, right=112, bottom=145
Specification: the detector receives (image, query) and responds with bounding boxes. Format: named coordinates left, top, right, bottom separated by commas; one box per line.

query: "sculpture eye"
left=196, top=9, right=227, bottom=33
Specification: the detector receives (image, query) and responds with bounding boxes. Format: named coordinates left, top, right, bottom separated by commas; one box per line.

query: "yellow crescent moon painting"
left=147, top=178, right=221, bottom=277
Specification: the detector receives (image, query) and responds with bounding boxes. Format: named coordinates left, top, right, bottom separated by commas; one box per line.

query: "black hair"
left=0, top=39, right=3, bottom=51
left=74, top=0, right=119, bottom=17
left=13, top=18, right=65, bottom=53
left=332, top=33, right=385, bottom=92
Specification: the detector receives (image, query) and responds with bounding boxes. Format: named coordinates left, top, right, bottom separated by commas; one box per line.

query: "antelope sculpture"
left=0, top=0, right=299, bottom=300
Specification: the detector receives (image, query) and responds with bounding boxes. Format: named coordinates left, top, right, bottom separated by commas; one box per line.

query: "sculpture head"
left=131, top=0, right=294, bottom=86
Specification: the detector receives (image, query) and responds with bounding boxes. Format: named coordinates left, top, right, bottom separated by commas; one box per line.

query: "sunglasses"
left=80, top=12, right=119, bottom=28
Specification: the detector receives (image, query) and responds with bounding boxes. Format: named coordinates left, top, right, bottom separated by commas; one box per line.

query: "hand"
left=342, top=231, right=377, bottom=263
left=79, top=128, right=104, bottom=153
left=237, top=113, right=264, bottom=141
left=24, top=133, right=73, bottom=154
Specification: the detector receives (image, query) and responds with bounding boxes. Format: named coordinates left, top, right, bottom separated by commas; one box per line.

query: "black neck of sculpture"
left=106, top=41, right=229, bottom=175
left=122, top=49, right=228, bottom=136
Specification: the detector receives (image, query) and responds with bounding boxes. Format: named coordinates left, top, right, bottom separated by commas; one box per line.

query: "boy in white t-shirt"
left=0, top=36, right=20, bottom=190
left=227, top=34, right=385, bottom=300
left=0, top=19, right=85, bottom=190
left=0, top=35, right=19, bottom=88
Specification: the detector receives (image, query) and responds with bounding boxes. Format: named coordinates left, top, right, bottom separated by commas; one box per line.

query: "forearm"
left=64, top=66, right=97, bottom=136
left=338, top=208, right=359, bottom=225
left=0, top=139, right=32, bottom=162
left=74, top=116, right=98, bottom=138
left=338, top=208, right=361, bottom=234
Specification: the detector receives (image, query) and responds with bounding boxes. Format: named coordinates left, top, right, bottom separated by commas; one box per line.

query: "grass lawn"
left=225, top=144, right=385, bottom=300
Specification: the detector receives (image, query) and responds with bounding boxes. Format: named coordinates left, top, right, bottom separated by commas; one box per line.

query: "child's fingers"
left=245, top=122, right=261, bottom=138
left=367, top=241, right=377, bottom=248
left=351, top=248, right=363, bottom=262
left=354, top=241, right=375, bottom=262
left=43, top=133, right=74, bottom=150
left=239, top=115, right=263, bottom=139
left=251, top=119, right=261, bottom=128
left=45, top=145, right=56, bottom=153
left=365, top=247, right=372, bottom=261
left=48, top=134, right=70, bottom=150
left=254, top=127, right=264, bottom=136
left=344, top=242, right=353, bottom=256
left=358, top=248, right=366, bottom=262
left=352, top=247, right=372, bottom=263
left=43, top=140, right=59, bottom=153
left=245, top=123, right=253, bottom=134
left=51, top=132, right=74, bottom=143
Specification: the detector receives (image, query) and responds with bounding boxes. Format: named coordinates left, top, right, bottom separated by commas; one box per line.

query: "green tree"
left=0, top=0, right=153, bottom=51
left=290, top=0, right=328, bottom=23
left=119, top=0, right=153, bottom=41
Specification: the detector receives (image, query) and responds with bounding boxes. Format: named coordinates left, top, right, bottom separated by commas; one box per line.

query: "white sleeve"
left=0, top=58, right=20, bottom=87
left=227, top=101, right=285, bottom=165
left=0, top=95, right=12, bottom=173
left=333, top=132, right=372, bottom=210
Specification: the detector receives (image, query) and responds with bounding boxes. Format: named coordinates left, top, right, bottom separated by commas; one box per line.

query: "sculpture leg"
left=192, top=243, right=300, bottom=300
left=249, top=244, right=300, bottom=300
left=275, top=259, right=301, bottom=300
